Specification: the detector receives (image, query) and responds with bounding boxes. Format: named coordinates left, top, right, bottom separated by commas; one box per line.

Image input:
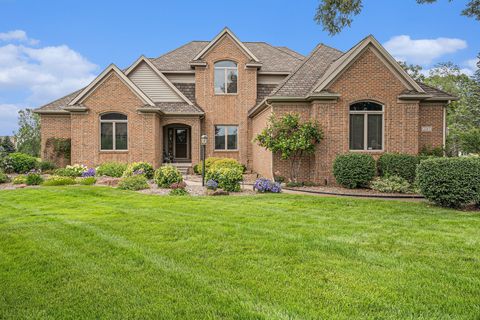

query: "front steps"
left=169, top=163, right=192, bottom=175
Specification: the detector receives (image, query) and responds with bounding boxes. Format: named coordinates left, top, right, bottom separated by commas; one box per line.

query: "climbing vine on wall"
left=45, top=138, right=71, bottom=161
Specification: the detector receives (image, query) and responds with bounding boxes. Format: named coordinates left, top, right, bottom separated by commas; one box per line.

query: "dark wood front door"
left=166, top=127, right=190, bottom=161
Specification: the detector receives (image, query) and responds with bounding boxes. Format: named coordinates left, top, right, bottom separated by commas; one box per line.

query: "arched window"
left=100, top=113, right=128, bottom=151
left=214, top=60, right=237, bottom=94
left=349, top=102, right=383, bottom=151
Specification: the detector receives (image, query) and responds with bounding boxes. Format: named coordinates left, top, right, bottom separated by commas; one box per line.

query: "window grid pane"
left=349, top=114, right=365, bottom=150
left=227, top=126, right=238, bottom=150
left=101, top=123, right=113, bottom=150
left=367, top=114, right=382, bottom=150
left=214, top=69, right=225, bottom=94
left=115, top=123, right=128, bottom=150
left=215, top=126, right=226, bottom=150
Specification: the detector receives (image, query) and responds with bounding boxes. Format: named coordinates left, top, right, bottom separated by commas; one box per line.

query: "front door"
left=174, top=128, right=188, bottom=159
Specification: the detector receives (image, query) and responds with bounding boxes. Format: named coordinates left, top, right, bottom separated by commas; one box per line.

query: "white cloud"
left=0, top=29, right=98, bottom=135
left=384, top=35, right=467, bottom=65
left=0, top=104, right=21, bottom=135
left=0, top=30, right=39, bottom=45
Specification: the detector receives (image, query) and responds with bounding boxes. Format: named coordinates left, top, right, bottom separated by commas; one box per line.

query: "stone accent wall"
left=40, top=114, right=72, bottom=167
left=194, top=34, right=257, bottom=167
left=419, top=102, right=445, bottom=151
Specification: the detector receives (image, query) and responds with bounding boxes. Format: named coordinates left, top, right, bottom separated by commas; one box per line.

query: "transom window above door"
left=215, top=125, right=238, bottom=150
left=349, top=102, right=383, bottom=151
left=214, top=60, right=238, bottom=94
left=100, top=113, right=128, bottom=151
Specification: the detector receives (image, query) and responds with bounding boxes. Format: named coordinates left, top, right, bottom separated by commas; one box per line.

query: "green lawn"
left=0, top=187, right=479, bottom=319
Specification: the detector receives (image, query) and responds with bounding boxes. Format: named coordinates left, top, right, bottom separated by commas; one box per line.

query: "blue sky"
left=0, top=0, right=478, bottom=135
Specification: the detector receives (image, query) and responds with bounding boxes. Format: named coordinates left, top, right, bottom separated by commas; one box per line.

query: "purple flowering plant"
left=206, top=179, right=218, bottom=190
left=253, top=178, right=282, bottom=193
left=82, top=168, right=96, bottom=177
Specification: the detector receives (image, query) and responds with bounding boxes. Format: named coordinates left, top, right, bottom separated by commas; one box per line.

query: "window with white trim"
left=214, top=60, right=238, bottom=94
left=349, top=102, right=383, bottom=151
left=100, top=113, right=128, bottom=151
left=215, top=125, right=238, bottom=150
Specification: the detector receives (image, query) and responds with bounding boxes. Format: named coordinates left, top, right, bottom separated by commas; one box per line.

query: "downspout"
left=265, top=99, right=275, bottom=180
left=443, top=101, right=448, bottom=155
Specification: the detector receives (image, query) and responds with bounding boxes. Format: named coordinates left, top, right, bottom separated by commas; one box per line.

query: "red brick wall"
left=419, top=102, right=445, bottom=151
left=194, top=34, right=257, bottom=167
left=40, top=114, right=71, bottom=167
left=70, top=71, right=161, bottom=167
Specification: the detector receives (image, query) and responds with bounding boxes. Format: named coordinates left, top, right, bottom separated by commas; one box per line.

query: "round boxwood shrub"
left=333, top=153, right=376, bottom=188
left=118, top=175, right=149, bottom=191
left=205, top=167, right=243, bottom=192
left=154, top=165, right=183, bottom=188
left=96, top=162, right=127, bottom=177
left=377, top=153, right=420, bottom=182
left=122, top=162, right=154, bottom=179
left=416, top=157, right=480, bottom=208
left=8, top=152, right=37, bottom=173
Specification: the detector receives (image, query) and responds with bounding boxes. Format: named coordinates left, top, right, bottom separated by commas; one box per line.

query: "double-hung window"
left=214, top=60, right=238, bottom=94
left=100, top=113, right=128, bottom=151
left=215, top=125, right=238, bottom=150
left=349, top=102, right=383, bottom=151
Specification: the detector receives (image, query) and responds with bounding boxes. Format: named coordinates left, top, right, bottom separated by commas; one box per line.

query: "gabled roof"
left=125, top=56, right=194, bottom=105
left=192, top=27, right=260, bottom=62
left=312, top=35, right=425, bottom=94
left=69, top=64, right=155, bottom=107
left=151, top=41, right=304, bottom=73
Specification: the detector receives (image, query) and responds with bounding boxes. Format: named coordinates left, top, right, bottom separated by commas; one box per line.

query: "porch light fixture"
left=201, top=135, right=208, bottom=186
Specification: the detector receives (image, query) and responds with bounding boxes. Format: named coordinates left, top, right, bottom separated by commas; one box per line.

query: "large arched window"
left=349, top=102, right=383, bottom=151
left=214, top=60, right=237, bottom=94
left=100, top=113, right=128, bottom=151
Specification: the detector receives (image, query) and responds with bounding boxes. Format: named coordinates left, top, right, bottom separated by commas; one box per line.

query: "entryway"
left=163, top=124, right=191, bottom=163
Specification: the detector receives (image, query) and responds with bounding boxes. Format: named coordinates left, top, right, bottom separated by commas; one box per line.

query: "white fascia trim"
left=125, top=56, right=195, bottom=106
left=312, top=35, right=425, bottom=94
left=193, top=27, right=260, bottom=62
left=69, top=64, right=155, bottom=106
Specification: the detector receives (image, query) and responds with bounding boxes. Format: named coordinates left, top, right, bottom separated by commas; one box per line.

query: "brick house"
left=35, top=28, right=455, bottom=184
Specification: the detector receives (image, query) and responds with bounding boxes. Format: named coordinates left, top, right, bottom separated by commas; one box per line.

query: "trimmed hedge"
left=333, top=153, right=376, bottom=188
left=377, top=153, right=420, bottom=182
left=205, top=167, right=243, bottom=192
left=154, top=165, right=183, bottom=188
left=8, top=153, right=37, bottom=173
left=416, top=157, right=480, bottom=208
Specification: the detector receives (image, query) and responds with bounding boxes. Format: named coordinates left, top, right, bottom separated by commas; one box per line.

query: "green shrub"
left=8, top=152, right=37, bottom=173
left=205, top=167, right=243, bottom=192
left=96, top=162, right=127, bottom=177
left=75, top=177, right=97, bottom=185
left=420, top=145, right=444, bottom=157
left=12, top=175, right=26, bottom=184
left=333, top=153, right=376, bottom=188
left=43, top=176, right=76, bottom=186
left=416, top=157, right=480, bottom=208
left=118, top=175, right=149, bottom=191
left=370, top=175, right=412, bottom=193
left=38, top=161, right=57, bottom=172
left=25, top=172, right=43, bottom=186
left=0, top=151, right=14, bottom=173
left=169, top=188, right=189, bottom=196
left=154, top=165, right=183, bottom=188
left=377, top=153, right=420, bottom=182
left=0, top=170, right=9, bottom=184
left=122, top=162, right=154, bottom=179
left=193, top=157, right=245, bottom=174
left=54, top=164, right=87, bottom=177
left=209, top=158, right=243, bottom=171
left=286, top=181, right=304, bottom=188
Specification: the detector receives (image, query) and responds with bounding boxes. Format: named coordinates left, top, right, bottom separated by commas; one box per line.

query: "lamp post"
left=201, top=134, right=208, bottom=186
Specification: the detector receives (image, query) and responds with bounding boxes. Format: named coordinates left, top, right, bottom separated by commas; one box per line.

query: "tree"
left=254, top=113, right=323, bottom=182
left=0, top=137, right=16, bottom=154
left=14, top=109, right=41, bottom=157
left=398, top=61, right=425, bottom=82
left=459, top=128, right=480, bottom=154
left=315, top=0, right=480, bottom=35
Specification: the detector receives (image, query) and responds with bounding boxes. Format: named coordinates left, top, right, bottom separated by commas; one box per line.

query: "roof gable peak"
left=69, top=64, right=155, bottom=106
left=192, top=27, right=260, bottom=62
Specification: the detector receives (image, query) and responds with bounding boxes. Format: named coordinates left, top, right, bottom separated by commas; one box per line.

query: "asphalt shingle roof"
left=151, top=41, right=304, bottom=73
